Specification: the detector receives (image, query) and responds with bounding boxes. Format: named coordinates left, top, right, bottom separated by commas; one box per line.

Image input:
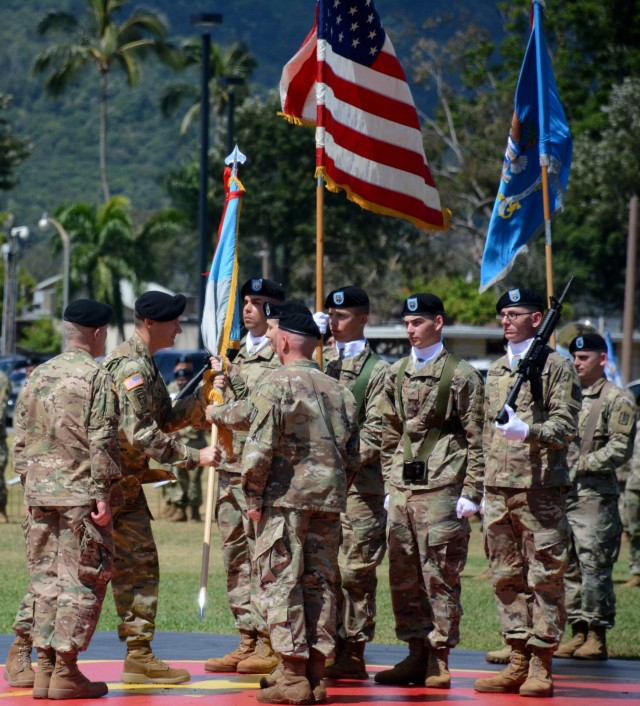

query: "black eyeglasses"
left=496, top=311, right=533, bottom=322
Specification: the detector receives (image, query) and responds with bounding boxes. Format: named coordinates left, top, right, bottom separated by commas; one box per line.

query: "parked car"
left=153, top=348, right=209, bottom=385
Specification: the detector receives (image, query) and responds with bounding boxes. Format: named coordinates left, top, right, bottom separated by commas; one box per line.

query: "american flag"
left=123, top=373, right=144, bottom=391
left=280, top=0, right=446, bottom=231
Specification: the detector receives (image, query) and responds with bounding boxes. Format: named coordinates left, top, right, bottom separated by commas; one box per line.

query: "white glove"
left=480, top=496, right=485, bottom=516
left=384, top=494, right=390, bottom=511
left=456, top=496, right=479, bottom=519
left=495, top=404, right=529, bottom=441
left=313, top=311, right=329, bottom=335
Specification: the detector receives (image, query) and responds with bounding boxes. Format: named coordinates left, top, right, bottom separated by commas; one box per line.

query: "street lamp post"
left=191, top=12, right=223, bottom=348
left=38, top=213, right=70, bottom=349
left=220, top=76, right=244, bottom=155
left=1, top=226, right=29, bottom=355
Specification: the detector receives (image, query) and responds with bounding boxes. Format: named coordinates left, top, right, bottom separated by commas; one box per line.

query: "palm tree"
left=54, top=196, right=147, bottom=339
left=161, top=39, right=256, bottom=138
left=33, top=0, right=183, bottom=203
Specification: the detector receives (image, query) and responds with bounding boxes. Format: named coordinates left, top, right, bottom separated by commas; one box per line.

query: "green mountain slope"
left=0, top=0, right=502, bottom=282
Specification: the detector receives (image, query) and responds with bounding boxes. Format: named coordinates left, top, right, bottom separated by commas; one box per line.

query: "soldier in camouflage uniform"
left=103, top=291, right=221, bottom=685
left=165, top=361, right=207, bottom=522
left=313, top=286, right=388, bottom=680
left=475, top=287, right=580, bottom=698
left=204, top=278, right=286, bottom=675
left=14, top=299, right=120, bottom=699
left=374, top=293, right=484, bottom=691
left=554, top=333, right=635, bottom=660
left=624, top=396, right=640, bottom=589
left=240, top=305, right=360, bottom=705
left=0, top=368, right=11, bottom=524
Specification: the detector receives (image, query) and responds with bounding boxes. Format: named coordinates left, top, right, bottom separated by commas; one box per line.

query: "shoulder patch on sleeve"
left=123, top=373, right=144, bottom=391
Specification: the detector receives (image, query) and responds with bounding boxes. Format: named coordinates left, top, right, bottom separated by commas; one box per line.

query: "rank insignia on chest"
left=123, top=373, right=144, bottom=390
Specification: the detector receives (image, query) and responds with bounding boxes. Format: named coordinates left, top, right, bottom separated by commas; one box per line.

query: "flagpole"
left=316, top=174, right=324, bottom=365
left=199, top=144, right=246, bottom=619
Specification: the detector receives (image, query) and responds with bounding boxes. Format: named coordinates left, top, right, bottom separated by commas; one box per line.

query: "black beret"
left=402, top=293, right=445, bottom=316
left=240, top=278, right=285, bottom=301
left=263, top=300, right=310, bottom=319
left=569, top=333, right=607, bottom=354
left=496, top=287, right=545, bottom=313
left=63, top=299, right=113, bottom=328
left=135, top=291, right=186, bottom=321
left=278, top=310, right=321, bottom=340
left=325, top=286, right=369, bottom=310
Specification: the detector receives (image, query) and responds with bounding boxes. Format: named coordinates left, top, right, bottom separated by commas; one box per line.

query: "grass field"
left=2, top=483, right=639, bottom=658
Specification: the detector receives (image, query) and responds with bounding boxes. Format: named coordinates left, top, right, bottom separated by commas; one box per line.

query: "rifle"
left=495, top=276, right=574, bottom=425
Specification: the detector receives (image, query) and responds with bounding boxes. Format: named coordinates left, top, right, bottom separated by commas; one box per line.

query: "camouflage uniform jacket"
left=103, top=332, right=207, bottom=476
left=483, top=348, right=581, bottom=488
left=566, top=376, right=635, bottom=496
left=14, top=347, right=121, bottom=506
left=216, top=338, right=281, bottom=474
left=325, top=343, right=388, bottom=496
left=627, top=416, right=640, bottom=491
left=242, top=359, right=360, bottom=514
left=379, top=348, right=485, bottom=502
left=0, top=370, right=10, bottom=440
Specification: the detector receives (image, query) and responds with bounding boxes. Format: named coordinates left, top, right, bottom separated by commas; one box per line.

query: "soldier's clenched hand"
left=199, top=446, right=221, bottom=466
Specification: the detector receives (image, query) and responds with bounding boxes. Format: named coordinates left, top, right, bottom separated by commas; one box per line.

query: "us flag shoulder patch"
left=123, top=374, right=144, bottom=391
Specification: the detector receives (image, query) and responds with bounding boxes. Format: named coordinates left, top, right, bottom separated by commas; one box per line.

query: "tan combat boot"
left=205, top=631, right=256, bottom=672
left=374, top=638, right=428, bottom=685
left=3, top=635, right=35, bottom=687
left=32, top=647, right=56, bottom=699
left=573, top=625, right=608, bottom=660
left=48, top=651, right=108, bottom=700
left=519, top=647, right=553, bottom=697
left=169, top=506, right=188, bottom=522
left=122, top=641, right=190, bottom=684
left=260, top=654, right=283, bottom=689
left=307, top=648, right=327, bottom=704
left=554, top=621, right=588, bottom=658
left=474, top=641, right=529, bottom=693
left=257, top=655, right=314, bottom=705
left=237, top=634, right=279, bottom=674
left=621, top=574, right=640, bottom=588
left=425, top=646, right=450, bottom=689
left=325, top=640, right=368, bottom=680
left=485, top=645, right=511, bottom=664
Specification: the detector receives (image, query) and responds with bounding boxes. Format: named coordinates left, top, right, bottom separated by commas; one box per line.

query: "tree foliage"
left=33, top=0, right=183, bottom=202
left=54, top=196, right=149, bottom=337
left=0, top=94, right=31, bottom=192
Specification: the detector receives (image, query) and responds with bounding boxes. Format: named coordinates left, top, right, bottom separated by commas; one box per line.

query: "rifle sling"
left=396, top=353, right=460, bottom=463
left=348, top=351, right=381, bottom=423
left=579, top=380, right=614, bottom=456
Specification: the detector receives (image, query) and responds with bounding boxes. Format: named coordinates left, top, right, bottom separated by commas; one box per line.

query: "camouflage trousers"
left=216, top=471, right=266, bottom=635
left=335, top=492, right=386, bottom=643
left=12, top=514, right=35, bottom=639
left=564, top=493, right=621, bottom=628
left=168, top=467, right=203, bottom=508
left=27, top=505, right=113, bottom=654
left=387, top=485, right=470, bottom=649
left=255, top=506, right=341, bottom=659
left=112, top=488, right=159, bottom=644
left=484, top=487, right=569, bottom=649
left=626, top=487, right=640, bottom=576
left=0, top=442, right=8, bottom=510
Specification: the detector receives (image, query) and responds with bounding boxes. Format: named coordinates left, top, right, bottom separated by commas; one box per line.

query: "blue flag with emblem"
left=604, top=331, right=624, bottom=387
left=201, top=164, right=243, bottom=356
left=479, top=1, right=572, bottom=292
